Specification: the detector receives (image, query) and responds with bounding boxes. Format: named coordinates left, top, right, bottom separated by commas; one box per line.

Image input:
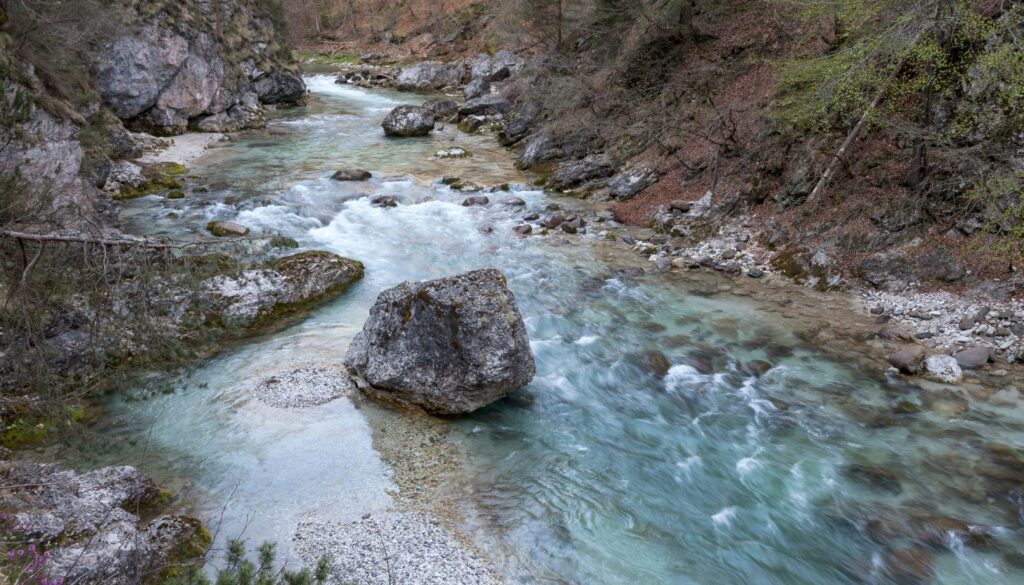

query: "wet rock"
left=748, top=269, right=765, bottom=278
left=370, top=195, right=398, bottom=208
left=436, top=147, right=471, bottom=159
left=516, top=132, right=559, bottom=169
left=458, top=95, right=511, bottom=118
left=478, top=225, right=494, bottom=234
left=881, top=547, right=934, bottom=585
left=382, top=105, right=435, bottom=137
left=889, top=345, right=926, bottom=375
left=541, top=214, right=566, bottom=229
left=513, top=224, right=532, bottom=235
left=608, top=166, right=658, bottom=200
left=462, top=196, right=489, bottom=207
left=627, top=350, right=671, bottom=377
left=843, top=464, right=903, bottom=494
left=206, top=220, right=249, bottom=237
left=916, top=516, right=994, bottom=549
left=561, top=223, right=578, bottom=235
left=923, top=355, right=963, bottom=383
left=504, top=197, right=526, bottom=207
left=331, top=168, right=372, bottom=181
left=954, top=346, right=991, bottom=369
left=345, top=269, right=535, bottom=415
left=744, top=360, right=773, bottom=377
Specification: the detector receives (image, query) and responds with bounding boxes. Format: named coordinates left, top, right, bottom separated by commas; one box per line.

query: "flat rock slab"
left=294, top=512, right=497, bottom=585
left=247, top=365, right=355, bottom=408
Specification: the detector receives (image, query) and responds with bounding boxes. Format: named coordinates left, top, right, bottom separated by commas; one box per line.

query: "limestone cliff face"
left=92, top=0, right=305, bottom=135
left=0, top=0, right=303, bottom=230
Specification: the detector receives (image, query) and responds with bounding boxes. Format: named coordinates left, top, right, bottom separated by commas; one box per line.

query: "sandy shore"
left=136, top=131, right=228, bottom=165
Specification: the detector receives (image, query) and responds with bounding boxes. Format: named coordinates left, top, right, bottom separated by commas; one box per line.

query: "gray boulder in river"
left=345, top=269, right=535, bottom=415
left=382, top=105, right=436, bottom=137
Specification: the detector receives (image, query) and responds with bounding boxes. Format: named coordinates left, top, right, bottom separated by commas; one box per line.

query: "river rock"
left=206, top=220, right=250, bottom=237
left=382, top=105, right=435, bottom=137
left=889, top=346, right=926, bottom=374
left=436, top=147, right=471, bottom=159
left=923, top=355, right=963, bottom=383
left=458, top=95, right=512, bottom=118
left=878, top=324, right=914, bottom=342
left=468, top=50, right=525, bottom=81
left=954, top=346, right=991, bottom=369
left=370, top=195, right=398, bottom=208
left=514, top=224, right=533, bottom=235
left=202, top=251, right=364, bottom=330
left=462, top=196, right=490, bottom=206
left=345, top=269, right=535, bottom=415
left=331, top=168, right=372, bottom=181
left=422, top=97, right=460, bottom=121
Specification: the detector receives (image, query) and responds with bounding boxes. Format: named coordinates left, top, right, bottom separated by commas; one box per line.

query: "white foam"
left=712, top=507, right=737, bottom=526
left=736, top=457, right=763, bottom=475
left=574, top=335, right=600, bottom=346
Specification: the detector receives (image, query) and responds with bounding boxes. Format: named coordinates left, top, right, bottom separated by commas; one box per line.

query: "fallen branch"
left=1, top=230, right=266, bottom=249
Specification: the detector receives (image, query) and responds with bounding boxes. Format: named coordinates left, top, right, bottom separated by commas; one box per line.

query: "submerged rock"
left=331, top=168, right=372, bottom=181
left=345, top=269, right=535, bottom=415
left=382, top=105, right=435, bottom=137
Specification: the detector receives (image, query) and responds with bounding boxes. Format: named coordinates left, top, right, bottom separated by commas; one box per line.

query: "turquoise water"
left=84, top=76, right=1024, bottom=584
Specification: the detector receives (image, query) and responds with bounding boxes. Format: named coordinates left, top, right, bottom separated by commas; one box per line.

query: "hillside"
left=301, top=0, right=1024, bottom=298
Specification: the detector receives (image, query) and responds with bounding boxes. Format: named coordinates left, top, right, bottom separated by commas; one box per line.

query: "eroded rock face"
left=458, top=95, right=512, bottom=118
left=547, top=154, right=615, bottom=191
left=609, top=166, right=658, bottom=200
left=345, top=269, right=535, bottom=414
left=0, top=461, right=206, bottom=585
left=382, top=105, right=435, bottom=137
left=91, top=2, right=305, bottom=135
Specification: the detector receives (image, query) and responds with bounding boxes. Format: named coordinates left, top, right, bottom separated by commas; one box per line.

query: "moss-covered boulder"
left=201, top=251, right=364, bottom=331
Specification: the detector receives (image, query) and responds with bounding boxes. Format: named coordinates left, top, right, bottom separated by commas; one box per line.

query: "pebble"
left=294, top=512, right=498, bottom=585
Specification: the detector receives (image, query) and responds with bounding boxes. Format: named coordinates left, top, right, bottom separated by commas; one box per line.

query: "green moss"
left=769, top=248, right=807, bottom=280
left=270, top=235, right=299, bottom=249
left=166, top=190, right=185, bottom=200
left=115, top=163, right=189, bottom=200
left=296, top=50, right=360, bottom=65
left=0, top=417, right=49, bottom=449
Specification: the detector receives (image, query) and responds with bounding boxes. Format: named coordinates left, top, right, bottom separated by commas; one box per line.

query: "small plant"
left=0, top=514, right=58, bottom=585
left=167, top=539, right=331, bottom=585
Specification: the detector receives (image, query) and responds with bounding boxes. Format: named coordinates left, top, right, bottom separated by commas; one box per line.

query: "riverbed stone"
left=382, top=105, right=435, bottom=137
left=206, top=220, right=249, bottom=237
left=345, top=269, right=535, bottom=415
left=370, top=195, right=398, bottom=208
left=889, top=345, right=926, bottom=375
left=458, top=95, right=511, bottom=118
left=923, top=355, right=963, bottom=383
left=331, top=168, right=372, bottom=181
left=462, top=196, right=489, bottom=206
left=954, top=346, right=991, bottom=369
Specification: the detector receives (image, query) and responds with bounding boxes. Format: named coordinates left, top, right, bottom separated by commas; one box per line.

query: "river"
left=69, top=76, right=1024, bottom=585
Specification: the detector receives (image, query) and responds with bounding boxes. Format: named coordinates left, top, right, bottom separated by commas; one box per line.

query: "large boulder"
left=345, top=269, right=535, bottom=414
left=395, top=61, right=464, bottom=92
left=382, top=105, right=435, bottom=137
left=202, top=251, right=364, bottom=329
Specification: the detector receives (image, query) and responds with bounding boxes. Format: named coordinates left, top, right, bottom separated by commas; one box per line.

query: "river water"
left=74, top=76, right=1024, bottom=584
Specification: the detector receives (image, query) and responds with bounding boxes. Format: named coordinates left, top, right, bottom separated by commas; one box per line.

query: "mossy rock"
left=270, top=235, right=299, bottom=249
left=206, top=221, right=250, bottom=237
left=114, top=162, right=189, bottom=200
left=166, top=190, right=185, bottom=199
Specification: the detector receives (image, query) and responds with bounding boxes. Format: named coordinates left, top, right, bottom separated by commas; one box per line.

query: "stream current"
left=72, top=76, right=1024, bottom=585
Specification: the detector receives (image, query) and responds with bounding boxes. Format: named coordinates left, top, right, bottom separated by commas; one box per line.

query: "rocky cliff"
left=0, top=0, right=303, bottom=231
